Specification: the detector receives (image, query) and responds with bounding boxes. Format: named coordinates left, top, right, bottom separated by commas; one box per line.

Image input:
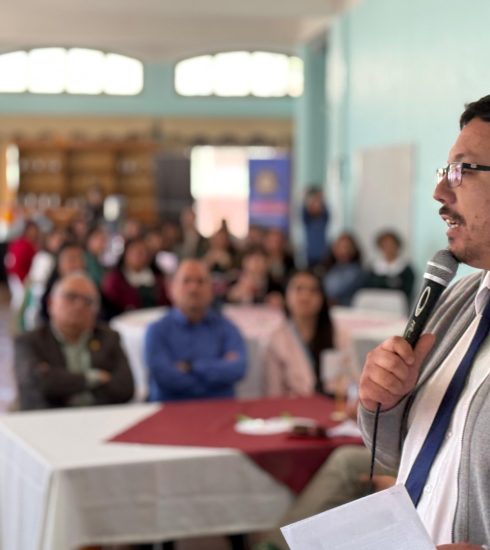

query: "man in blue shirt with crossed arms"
left=145, top=259, right=247, bottom=401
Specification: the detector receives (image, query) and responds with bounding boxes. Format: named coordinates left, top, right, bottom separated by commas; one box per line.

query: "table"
left=0, top=403, right=293, bottom=550
left=110, top=305, right=286, bottom=402
left=0, top=404, right=292, bottom=550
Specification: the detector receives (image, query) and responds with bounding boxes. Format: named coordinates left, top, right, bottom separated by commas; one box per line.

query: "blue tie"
left=405, top=296, right=490, bottom=506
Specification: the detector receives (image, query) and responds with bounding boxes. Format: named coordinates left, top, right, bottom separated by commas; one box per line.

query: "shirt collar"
left=170, top=307, right=215, bottom=325
left=50, top=324, right=91, bottom=347
left=372, top=255, right=409, bottom=276
left=475, top=271, right=490, bottom=316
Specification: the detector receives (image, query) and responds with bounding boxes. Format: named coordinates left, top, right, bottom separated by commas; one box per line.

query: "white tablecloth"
left=110, top=305, right=286, bottom=402
left=0, top=404, right=292, bottom=550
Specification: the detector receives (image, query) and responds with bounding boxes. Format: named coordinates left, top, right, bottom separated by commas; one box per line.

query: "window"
left=0, top=48, right=143, bottom=96
left=191, top=145, right=281, bottom=238
left=66, top=48, right=105, bottom=94
left=175, top=51, right=303, bottom=98
left=0, top=52, right=28, bottom=92
left=28, top=48, right=66, bottom=93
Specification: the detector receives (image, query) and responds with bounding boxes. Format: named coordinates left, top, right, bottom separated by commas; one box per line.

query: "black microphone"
left=368, top=249, right=459, bottom=482
left=403, top=249, right=459, bottom=348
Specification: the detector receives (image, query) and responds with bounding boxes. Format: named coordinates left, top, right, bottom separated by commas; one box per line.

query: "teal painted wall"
left=326, top=0, right=490, bottom=275
left=294, top=41, right=327, bottom=189
left=0, top=62, right=293, bottom=118
left=289, top=40, right=327, bottom=259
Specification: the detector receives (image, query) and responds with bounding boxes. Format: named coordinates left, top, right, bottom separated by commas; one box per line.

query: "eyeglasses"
left=61, top=290, right=97, bottom=308
left=436, top=162, right=490, bottom=188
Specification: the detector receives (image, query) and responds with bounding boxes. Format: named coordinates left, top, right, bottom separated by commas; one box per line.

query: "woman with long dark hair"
left=264, top=270, right=335, bottom=396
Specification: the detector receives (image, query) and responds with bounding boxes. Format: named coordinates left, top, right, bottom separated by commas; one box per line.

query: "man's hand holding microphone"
left=359, top=333, right=435, bottom=411
left=360, top=249, right=459, bottom=412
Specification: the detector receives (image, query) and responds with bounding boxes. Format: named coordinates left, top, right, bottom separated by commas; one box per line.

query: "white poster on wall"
left=353, top=143, right=414, bottom=262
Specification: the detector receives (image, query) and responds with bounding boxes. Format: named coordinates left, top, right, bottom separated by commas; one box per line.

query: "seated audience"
left=17, top=227, right=67, bottom=331
left=5, top=220, right=40, bottom=284
left=121, top=217, right=145, bottom=241
left=14, top=272, right=134, bottom=410
left=146, top=225, right=177, bottom=279
left=178, top=206, right=207, bottom=258
left=40, top=241, right=87, bottom=322
left=68, top=216, right=90, bottom=245
left=160, top=220, right=181, bottom=253
left=227, top=246, right=283, bottom=306
left=5, top=220, right=40, bottom=309
left=362, top=229, right=415, bottom=308
left=323, top=232, right=365, bottom=306
left=83, top=183, right=105, bottom=225
left=264, top=270, right=335, bottom=396
left=202, top=227, right=238, bottom=303
left=240, top=224, right=265, bottom=251
left=84, top=225, right=108, bottom=288
left=263, top=228, right=296, bottom=289
left=27, top=227, right=67, bottom=288
left=101, top=236, right=170, bottom=318
left=145, top=259, right=247, bottom=402
left=203, top=227, right=237, bottom=275
left=145, top=225, right=165, bottom=263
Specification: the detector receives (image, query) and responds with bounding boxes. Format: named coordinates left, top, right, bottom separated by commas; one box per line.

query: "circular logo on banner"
left=255, top=170, right=278, bottom=194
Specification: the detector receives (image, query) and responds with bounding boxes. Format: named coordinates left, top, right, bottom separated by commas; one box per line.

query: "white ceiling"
left=0, top=0, right=358, bottom=62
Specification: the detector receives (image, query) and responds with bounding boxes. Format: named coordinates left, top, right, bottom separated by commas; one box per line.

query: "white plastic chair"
left=351, top=288, right=408, bottom=315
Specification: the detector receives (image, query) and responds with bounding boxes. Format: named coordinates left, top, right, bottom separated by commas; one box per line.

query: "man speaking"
left=359, top=95, right=490, bottom=550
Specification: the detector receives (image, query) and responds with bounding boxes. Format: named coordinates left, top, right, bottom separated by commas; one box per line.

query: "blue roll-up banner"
left=248, top=156, right=291, bottom=231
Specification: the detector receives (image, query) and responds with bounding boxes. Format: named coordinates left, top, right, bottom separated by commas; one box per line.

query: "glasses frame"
left=436, top=161, right=490, bottom=189
left=61, top=290, right=98, bottom=308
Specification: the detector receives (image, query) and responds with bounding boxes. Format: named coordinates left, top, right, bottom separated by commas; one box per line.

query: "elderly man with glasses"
left=14, top=271, right=134, bottom=409
left=359, top=94, right=490, bottom=550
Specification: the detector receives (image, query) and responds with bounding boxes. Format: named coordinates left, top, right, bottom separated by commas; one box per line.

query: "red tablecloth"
left=109, top=395, right=362, bottom=494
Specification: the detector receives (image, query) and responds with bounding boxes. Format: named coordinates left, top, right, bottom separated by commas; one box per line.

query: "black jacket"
left=14, top=324, right=134, bottom=410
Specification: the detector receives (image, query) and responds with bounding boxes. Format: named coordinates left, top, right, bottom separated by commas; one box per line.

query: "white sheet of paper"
left=326, top=419, right=362, bottom=438
left=280, top=484, right=436, bottom=550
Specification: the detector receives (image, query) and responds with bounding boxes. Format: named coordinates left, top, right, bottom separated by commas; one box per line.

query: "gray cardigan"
left=359, top=271, right=490, bottom=545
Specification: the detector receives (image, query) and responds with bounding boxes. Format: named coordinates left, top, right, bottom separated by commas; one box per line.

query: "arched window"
left=175, top=51, right=303, bottom=98
left=0, top=48, right=143, bottom=95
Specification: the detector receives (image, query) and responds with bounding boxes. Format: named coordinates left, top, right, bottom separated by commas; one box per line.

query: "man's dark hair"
left=305, top=185, right=323, bottom=197
left=460, top=94, right=490, bottom=129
